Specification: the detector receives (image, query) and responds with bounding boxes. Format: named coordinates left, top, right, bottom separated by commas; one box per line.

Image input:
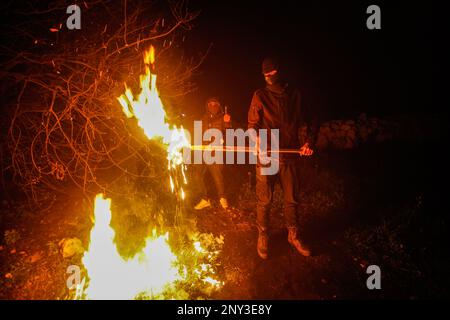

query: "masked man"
left=194, top=97, right=232, bottom=210
left=248, top=57, right=315, bottom=259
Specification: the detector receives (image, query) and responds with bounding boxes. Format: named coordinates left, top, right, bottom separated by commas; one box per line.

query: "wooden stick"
left=188, top=145, right=302, bottom=154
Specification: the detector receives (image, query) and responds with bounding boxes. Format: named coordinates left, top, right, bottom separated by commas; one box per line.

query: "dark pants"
left=198, top=164, right=225, bottom=199
left=255, top=163, right=300, bottom=229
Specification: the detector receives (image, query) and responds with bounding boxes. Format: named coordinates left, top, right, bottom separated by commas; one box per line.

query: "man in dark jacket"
left=194, top=97, right=232, bottom=210
left=248, top=57, right=314, bottom=259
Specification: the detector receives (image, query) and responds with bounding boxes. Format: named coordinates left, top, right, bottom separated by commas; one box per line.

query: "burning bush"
left=0, top=0, right=202, bottom=206
left=0, top=1, right=225, bottom=300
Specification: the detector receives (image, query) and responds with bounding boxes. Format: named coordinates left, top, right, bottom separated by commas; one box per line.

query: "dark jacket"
left=202, top=104, right=232, bottom=148
left=202, top=98, right=232, bottom=132
left=202, top=111, right=232, bottom=133
left=248, top=83, right=316, bottom=162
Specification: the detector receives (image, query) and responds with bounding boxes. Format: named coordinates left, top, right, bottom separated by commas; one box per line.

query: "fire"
left=78, top=46, right=223, bottom=299
left=80, top=194, right=223, bottom=299
left=81, top=194, right=182, bottom=299
left=117, top=45, right=190, bottom=183
left=117, top=45, right=189, bottom=200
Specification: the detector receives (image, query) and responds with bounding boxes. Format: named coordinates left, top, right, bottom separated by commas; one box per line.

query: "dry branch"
left=0, top=0, right=203, bottom=207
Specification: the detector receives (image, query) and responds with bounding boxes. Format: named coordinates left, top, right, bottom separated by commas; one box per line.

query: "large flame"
left=80, top=194, right=223, bottom=299
left=78, top=47, right=223, bottom=300
left=116, top=45, right=190, bottom=193
left=82, top=194, right=182, bottom=299
left=116, top=45, right=190, bottom=183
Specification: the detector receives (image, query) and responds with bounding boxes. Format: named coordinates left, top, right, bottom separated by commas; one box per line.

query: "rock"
left=345, top=120, right=355, bottom=126
left=330, top=121, right=341, bottom=130
left=341, top=124, right=352, bottom=131
left=320, top=123, right=331, bottom=133
left=59, top=237, right=84, bottom=258
left=315, top=130, right=329, bottom=149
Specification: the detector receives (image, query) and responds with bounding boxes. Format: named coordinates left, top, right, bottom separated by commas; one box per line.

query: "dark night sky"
left=0, top=1, right=434, bottom=127
left=181, top=0, right=434, bottom=125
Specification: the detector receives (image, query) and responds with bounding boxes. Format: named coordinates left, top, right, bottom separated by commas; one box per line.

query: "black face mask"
left=264, top=73, right=280, bottom=86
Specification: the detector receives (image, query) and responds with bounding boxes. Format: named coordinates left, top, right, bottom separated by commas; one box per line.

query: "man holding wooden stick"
left=248, top=57, right=315, bottom=259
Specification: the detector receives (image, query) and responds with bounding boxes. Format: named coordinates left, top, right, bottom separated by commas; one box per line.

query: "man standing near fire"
left=194, top=97, right=232, bottom=210
left=248, top=57, right=315, bottom=259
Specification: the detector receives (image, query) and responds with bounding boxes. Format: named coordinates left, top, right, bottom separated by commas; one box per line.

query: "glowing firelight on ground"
left=78, top=46, right=223, bottom=299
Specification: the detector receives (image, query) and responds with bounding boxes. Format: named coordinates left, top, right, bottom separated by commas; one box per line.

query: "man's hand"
left=299, top=143, right=314, bottom=156
left=223, top=113, right=231, bottom=123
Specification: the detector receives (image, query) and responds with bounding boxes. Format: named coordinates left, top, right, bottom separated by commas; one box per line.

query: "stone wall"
left=311, top=113, right=442, bottom=150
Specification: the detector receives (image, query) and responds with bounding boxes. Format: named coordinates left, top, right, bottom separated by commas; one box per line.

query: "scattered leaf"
left=30, top=252, right=42, bottom=263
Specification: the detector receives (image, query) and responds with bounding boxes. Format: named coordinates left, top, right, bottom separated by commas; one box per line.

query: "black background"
left=183, top=0, right=434, bottom=124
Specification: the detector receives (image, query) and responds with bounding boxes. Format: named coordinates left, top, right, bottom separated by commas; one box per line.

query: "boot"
left=257, top=226, right=268, bottom=259
left=194, top=199, right=211, bottom=210
left=287, top=227, right=311, bottom=257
